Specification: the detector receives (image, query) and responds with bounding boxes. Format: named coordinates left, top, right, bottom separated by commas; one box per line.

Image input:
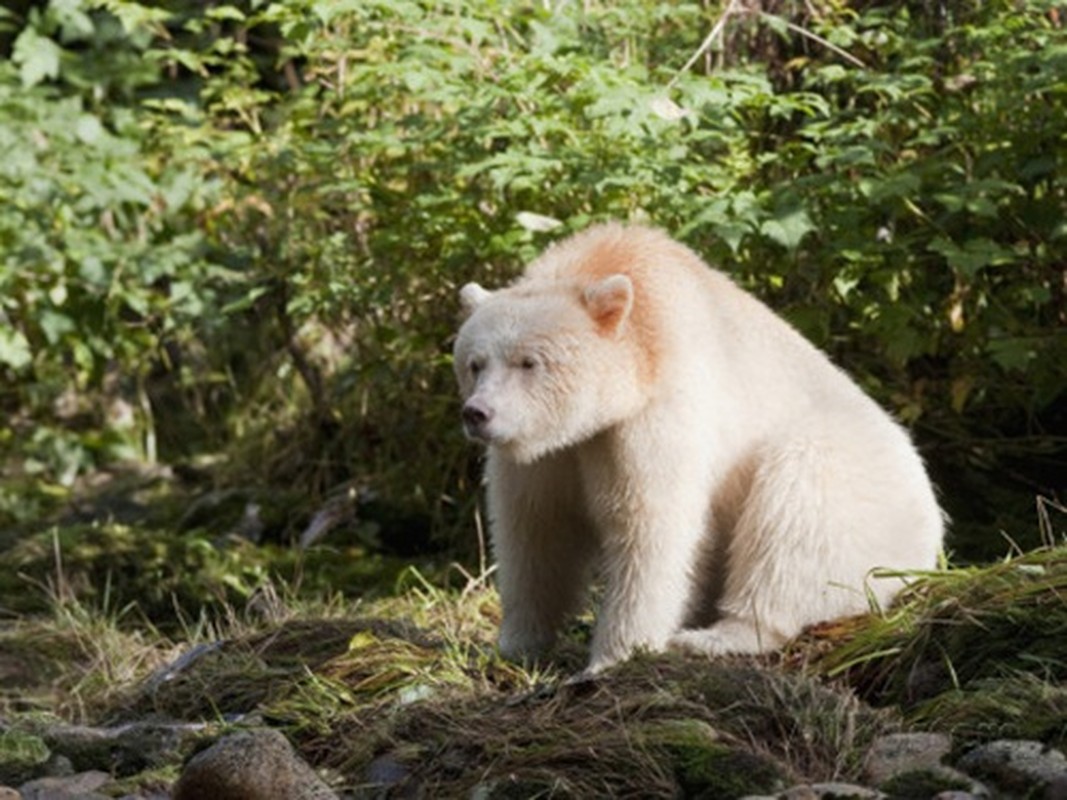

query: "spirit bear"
left=453, top=223, right=943, bottom=673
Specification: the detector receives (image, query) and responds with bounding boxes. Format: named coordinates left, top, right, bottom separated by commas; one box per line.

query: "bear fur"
left=453, top=223, right=944, bottom=673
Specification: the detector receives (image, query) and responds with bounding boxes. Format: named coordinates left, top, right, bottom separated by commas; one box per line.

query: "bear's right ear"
left=459, top=282, right=493, bottom=316
left=584, top=274, right=633, bottom=336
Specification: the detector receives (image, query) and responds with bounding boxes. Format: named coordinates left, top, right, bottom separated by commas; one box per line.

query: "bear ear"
left=459, top=282, right=493, bottom=315
left=583, top=274, right=633, bottom=335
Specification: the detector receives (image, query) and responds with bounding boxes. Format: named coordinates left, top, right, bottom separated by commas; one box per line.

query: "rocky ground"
left=1, top=484, right=1066, bottom=798
left=3, top=692, right=1067, bottom=799
left=2, top=565, right=1066, bottom=799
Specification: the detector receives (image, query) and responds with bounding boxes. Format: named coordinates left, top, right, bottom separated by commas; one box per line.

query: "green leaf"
left=103, top=1, right=171, bottom=34
left=760, top=207, right=815, bottom=251
left=12, top=27, right=62, bottom=87
left=75, top=114, right=105, bottom=145
left=206, top=5, right=247, bottom=22
left=988, top=338, right=1036, bottom=372
left=39, top=310, right=75, bottom=344
left=929, top=237, right=1015, bottom=277
left=51, top=0, right=95, bottom=41
left=0, top=327, right=32, bottom=370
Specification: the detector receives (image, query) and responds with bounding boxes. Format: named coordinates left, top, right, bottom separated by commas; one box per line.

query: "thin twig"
left=761, top=12, right=867, bottom=69
left=667, top=2, right=866, bottom=93
left=666, top=0, right=741, bottom=90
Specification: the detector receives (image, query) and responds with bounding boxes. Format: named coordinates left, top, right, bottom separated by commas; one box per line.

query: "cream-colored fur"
left=453, top=223, right=944, bottom=673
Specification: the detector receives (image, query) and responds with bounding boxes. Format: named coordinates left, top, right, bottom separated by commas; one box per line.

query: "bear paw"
left=668, top=620, right=787, bottom=657
left=498, top=627, right=555, bottom=663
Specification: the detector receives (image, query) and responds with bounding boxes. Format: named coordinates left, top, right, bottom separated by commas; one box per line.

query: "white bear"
left=453, top=223, right=944, bottom=674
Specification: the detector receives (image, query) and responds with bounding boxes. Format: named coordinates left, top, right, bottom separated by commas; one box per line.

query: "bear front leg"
left=582, top=435, right=710, bottom=673
left=487, top=449, right=597, bottom=662
left=586, top=511, right=704, bottom=673
left=584, top=501, right=708, bottom=669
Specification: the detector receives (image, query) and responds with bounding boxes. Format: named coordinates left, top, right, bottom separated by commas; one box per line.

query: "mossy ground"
left=1, top=482, right=1065, bottom=797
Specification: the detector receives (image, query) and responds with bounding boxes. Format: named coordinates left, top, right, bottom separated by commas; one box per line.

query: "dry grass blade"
left=805, top=545, right=1067, bottom=708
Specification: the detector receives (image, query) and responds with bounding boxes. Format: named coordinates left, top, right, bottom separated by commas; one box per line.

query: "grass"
left=1, top=503, right=1065, bottom=796
left=805, top=545, right=1067, bottom=707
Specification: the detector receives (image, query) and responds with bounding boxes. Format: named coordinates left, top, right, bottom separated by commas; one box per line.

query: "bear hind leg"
left=670, top=432, right=869, bottom=657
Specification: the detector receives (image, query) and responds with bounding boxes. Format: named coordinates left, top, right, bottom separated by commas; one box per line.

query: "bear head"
left=453, top=273, right=646, bottom=463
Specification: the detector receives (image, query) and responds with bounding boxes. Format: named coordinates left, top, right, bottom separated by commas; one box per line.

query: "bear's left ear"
left=459, top=282, right=493, bottom=316
left=583, top=274, right=633, bottom=335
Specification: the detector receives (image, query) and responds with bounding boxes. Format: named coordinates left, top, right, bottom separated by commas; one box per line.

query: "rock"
left=170, top=727, right=338, bottom=800
left=742, top=782, right=890, bottom=799
left=0, top=730, right=49, bottom=786
left=879, top=767, right=987, bottom=799
left=1046, top=774, right=1067, bottom=800
left=40, top=754, right=73, bottom=779
left=1041, top=776, right=1067, bottom=800
left=784, top=783, right=884, bottom=798
left=864, top=732, right=952, bottom=784
left=18, top=770, right=110, bottom=800
left=365, top=753, right=410, bottom=788
left=636, top=718, right=786, bottom=798
left=39, top=721, right=209, bottom=776
left=956, top=739, right=1067, bottom=796
left=0, top=787, right=21, bottom=800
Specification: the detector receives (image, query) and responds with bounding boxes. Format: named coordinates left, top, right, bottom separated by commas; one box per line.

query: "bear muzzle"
left=461, top=398, right=495, bottom=441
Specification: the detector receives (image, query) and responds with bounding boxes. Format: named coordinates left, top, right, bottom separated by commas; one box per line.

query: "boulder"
left=171, top=728, right=337, bottom=800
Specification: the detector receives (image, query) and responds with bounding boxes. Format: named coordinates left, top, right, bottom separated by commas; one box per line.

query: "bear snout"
left=462, top=399, right=494, bottom=438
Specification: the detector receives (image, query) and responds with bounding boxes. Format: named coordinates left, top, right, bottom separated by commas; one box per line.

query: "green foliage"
left=0, top=0, right=1063, bottom=555
left=0, top=1, right=234, bottom=482
left=0, top=522, right=414, bottom=626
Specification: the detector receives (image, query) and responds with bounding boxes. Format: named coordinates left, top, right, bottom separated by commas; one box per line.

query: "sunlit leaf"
left=516, top=212, right=563, bottom=232
left=0, top=327, right=32, bottom=370
left=12, top=28, right=61, bottom=87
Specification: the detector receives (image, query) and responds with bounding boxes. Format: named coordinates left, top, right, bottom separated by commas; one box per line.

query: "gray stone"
left=781, top=784, right=885, bottom=799
left=365, top=753, right=409, bottom=787
left=40, top=754, right=73, bottom=779
left=171, top=727, right=338, bottom=800
left=39, top=721, right=209, bottom=776
left=809, top=783, right=885, bottom=798
left=18, top=770, right=110, bottom=800
left=956, top=739, right=1067, bottom=795
left=878, top=765, right=990, bottom=799
left=1045, top=774, right=1067, bottom=800
left=864, top=731, right=952, bottom=784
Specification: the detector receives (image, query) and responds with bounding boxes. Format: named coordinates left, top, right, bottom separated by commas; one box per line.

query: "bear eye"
left=469, top=359, right=485, bottom=376
left=519, top=356, right=538, bottom=371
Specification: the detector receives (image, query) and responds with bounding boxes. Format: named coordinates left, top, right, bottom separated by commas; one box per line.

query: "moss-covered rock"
left=634, top=718, right=783, bottom=798
left=0, top=729, right=50, bottom=786
left=910, top=676, right=1067, bottom=751
left=878, top=767, right=972, bottom=799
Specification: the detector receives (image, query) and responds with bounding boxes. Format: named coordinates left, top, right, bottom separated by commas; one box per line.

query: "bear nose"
left=462, top=400, right=493, bottom=431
